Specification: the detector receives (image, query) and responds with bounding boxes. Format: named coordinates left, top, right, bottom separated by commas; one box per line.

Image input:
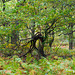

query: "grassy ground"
left=0, top=53, right=75, bottom=75
left=0, top=43, right=75, bottom=75
left=0, top=35, right=75, bottom=75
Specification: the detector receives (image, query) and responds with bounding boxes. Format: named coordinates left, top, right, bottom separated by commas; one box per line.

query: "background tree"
left=0, top=0, right=75, bottom=57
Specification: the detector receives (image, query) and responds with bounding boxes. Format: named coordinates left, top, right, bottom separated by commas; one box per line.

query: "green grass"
left=0, top=53, right=75, bottom=75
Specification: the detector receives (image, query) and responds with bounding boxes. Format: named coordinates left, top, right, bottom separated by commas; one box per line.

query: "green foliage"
left=0, top=0, right=75, bottom=74
left=57, top=48, right=71, bottom=56
left=0, top=55, right=75, bottom=75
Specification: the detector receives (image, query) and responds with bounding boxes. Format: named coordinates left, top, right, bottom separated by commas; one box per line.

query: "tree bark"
left=49, top=31, right=54, bottom=47
left=38, top=40, right=46, bottom=57
left=69, top=23, right=73, bottom=50
left=11, top=30, right=19, bottom=45
left=11, top=20, right=19, bottom=45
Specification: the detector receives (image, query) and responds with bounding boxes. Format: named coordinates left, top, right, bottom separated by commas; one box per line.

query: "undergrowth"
left=0, top=51, right=75, bottom=75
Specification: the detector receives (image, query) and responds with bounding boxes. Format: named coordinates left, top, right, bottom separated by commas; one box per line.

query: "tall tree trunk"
left=49, top=31, right=54, bottom=47
left=11, top=21, right=19, bottom=45
left=69, top=23, right=73, bottom=50
left=2, top=0, right=10, bottom=44
left=11, top=0, right=25, bottom=45
left=11, top=30, right=19, bottom=45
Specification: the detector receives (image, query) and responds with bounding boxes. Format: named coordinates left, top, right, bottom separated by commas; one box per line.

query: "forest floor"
left=0, top=43, right=75, bottom=75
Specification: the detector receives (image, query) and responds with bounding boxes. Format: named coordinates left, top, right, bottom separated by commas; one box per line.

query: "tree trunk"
left=31, top=21, right=35, bottom=38
left=11, top=21, right=19, bottom=45
left=11, top=0, right=24, bottom=45
left=11, top=30, right=19, bottom=45
left=69, top=23, right=73, bottom=50
left=38, top=40, right=46, bottom=57
left=49, top=31, right=54, bottom=47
